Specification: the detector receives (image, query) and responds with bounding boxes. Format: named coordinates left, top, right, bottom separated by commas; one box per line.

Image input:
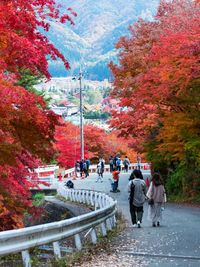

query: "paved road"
left=67, top=171, right=200, bottom=267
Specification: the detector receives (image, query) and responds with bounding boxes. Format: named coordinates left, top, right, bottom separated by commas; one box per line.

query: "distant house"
left=101, top=97, right=119, bottom=112
left=84, top=103, right=101, bottom=112
left=50, top=101, right=79, bottom=117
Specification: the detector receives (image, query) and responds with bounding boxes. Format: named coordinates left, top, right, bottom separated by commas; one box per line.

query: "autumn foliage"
left=110, top=0, right=200, bottom=200
left=54, top=121, right=82, bottom=168
left=0, top=0, right=74, bottom=230
left=0, top=0, right=76, bottom=78
left=54, top=120, right=136, bottom=168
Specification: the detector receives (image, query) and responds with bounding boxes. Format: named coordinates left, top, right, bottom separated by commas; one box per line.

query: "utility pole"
left=78, top=70, right=84, bottom=160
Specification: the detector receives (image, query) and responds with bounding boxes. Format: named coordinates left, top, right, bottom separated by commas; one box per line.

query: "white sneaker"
left=137, top=221, right=141, bottom=228
left=131, top=224, right=137, bottom=228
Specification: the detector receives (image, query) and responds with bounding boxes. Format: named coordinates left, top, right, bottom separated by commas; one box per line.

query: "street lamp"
left=79, top=70, right=84, bottom=160
left=73, top=70, right=84, bottom=160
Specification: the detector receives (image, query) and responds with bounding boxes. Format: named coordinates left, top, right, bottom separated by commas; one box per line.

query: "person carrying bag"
left=128, top=169, right=146, bottom=228
left=147, top=173, right=166, bottom=227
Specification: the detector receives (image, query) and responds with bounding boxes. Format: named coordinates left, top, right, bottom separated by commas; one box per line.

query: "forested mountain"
left=47, top=0, right=159, bottom=80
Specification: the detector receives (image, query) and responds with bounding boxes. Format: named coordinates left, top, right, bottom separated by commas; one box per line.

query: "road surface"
left=68, top=170, right=200, bottom=267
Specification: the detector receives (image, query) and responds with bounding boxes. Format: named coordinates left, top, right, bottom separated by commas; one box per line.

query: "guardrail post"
left=63, top=188, right=67, bottom=198
left=21, top=250, right=31, bottom=267
left=113, top=215, right=117, bottom=227
left=79, top=191, right=83, bottom=203
left=94, top=192, right=98, bottom=210
left=77, top=191, right=80, bottom=202
left=75, top=234, right=82, bottom=250
left=83, top=191, right=86, bottom=203
left=78, top=191, right=81, bottom=202
left=90, top=228, right=97, bottom=244
left=110, top=216, right=115, bottom=228
left=75, top=191, right=78, bottom=202
left=72, top=190, right=76, bottom=202
left=81, top=190, right=84, bottom=203
left=69, top=190, right=72, bottom=201
left=100, top=222, right=107, bottom=236
left=90, top=191, right=94, bottom=206
left=98, top=194, right=102, bottom=208
left=53, top=241, right=61, bottom=259
left=72, top=190, right=75, bottom=201
left=103, top=195, right=107, bottom=207
left=84, top=191, right=87, bottom=204
left=99, top=195, right=103, bottom=208
left=106, top=218, right=112, bottom=231
left=85, top=191, right=89, bottom=204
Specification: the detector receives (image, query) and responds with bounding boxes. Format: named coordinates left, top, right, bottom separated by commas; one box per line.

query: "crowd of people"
left=95, top=155, right=166, bottom=228
left=74, top=158, right=91, bottom=178
left=109, top=155, right=130, bottom=172
left=74, top=155, right=131, bottom=183
left=96, top=155, right=131, bottom=193
left=71, top=155, right=166, bottom=228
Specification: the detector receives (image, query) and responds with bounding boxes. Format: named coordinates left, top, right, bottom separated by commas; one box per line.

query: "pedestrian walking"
left=85, top=158, right=90, bottom=177
left=128, top=169, right=146, bottom=228
left=83, top=160, right=88, bottom=177
left=136, top=153, right=141, bottom=170
left=79, top=159, right=84, bottom=178
left=123, top=156, right=130, bottom=172
left=116, top=157, right=121, bottom=171
left=109, top=156, right=114, bottom=172
left=96, top=159, right=104, bottom=182
left=113, top=155, right=118, bottom=169
left=146, top=173, right=166, bottom=227
left=110, top=167, right=120, bottom=192
left=75, top=160, right=80, bottom=177
left=100, top=157, right=105, bottom=175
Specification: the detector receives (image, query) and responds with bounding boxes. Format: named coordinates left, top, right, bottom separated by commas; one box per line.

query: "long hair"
left=151, top=173, right=163, bottom=186
left=129, top=169, right=143, bottom=180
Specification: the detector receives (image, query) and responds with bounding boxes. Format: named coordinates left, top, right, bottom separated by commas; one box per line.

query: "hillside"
left=46, top=0, right=159, bottom=80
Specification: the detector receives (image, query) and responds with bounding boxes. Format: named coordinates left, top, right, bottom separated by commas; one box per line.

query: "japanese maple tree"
left=109, top=0, right=200, bottom=199
left=0, top=0, right=75, bottom=230
left=54, top=121, right=137, bottom=167
left=54, top=121, right=81, bottom=168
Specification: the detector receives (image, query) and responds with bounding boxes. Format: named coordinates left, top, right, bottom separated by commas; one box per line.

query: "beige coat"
left=147, top=182, right=166, bottom=203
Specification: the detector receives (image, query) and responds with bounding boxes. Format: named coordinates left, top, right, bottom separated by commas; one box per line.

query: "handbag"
left=148, top=198, right=154, bottom=205
left=147, top=182, right=154, bottom=205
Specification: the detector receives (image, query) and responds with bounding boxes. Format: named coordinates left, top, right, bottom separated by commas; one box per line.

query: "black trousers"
left=117, top=165, right=121, bottom=171
left=110, top=164, right=114, bottom=172
left=129, top=202, right=144, bottom=224
left=124, top=164, right=128, bottom=172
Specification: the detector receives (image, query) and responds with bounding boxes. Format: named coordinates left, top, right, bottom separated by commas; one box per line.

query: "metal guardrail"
left=0, top=186, right=117, bottom=267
